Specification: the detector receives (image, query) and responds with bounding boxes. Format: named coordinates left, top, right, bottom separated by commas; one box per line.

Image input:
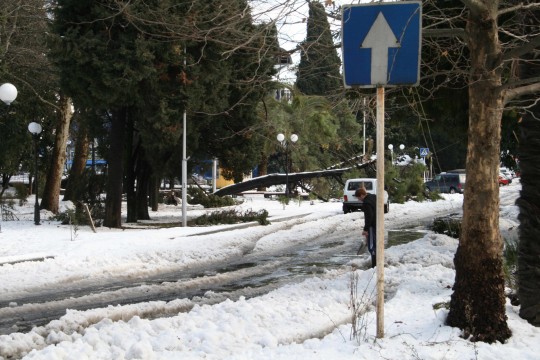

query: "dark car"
left=425, top=172, right=466, bottom=194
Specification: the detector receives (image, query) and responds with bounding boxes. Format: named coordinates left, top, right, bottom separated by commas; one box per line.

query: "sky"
left=0, top=180, right=538, bottom=359
left=250, top=0, right=353, bottom=84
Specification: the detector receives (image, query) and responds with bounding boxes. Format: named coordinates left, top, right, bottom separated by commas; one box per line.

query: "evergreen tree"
left=257, top=91, right=361, bottom=181
left=51, top=0, right=164, bottom=227
left=517, top=115, right=540, bottom=327
left=0, top=0, right=59, bottom=197
left=295, top=1, right=341, bottom=96
left=51, top=0, right=279, bottom=224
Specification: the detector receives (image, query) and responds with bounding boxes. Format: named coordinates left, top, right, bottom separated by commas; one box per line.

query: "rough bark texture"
left=63, top=125, right=90, bottom=202
left=125, top=117, right=137, bottom=223
left=446, top=3, right=511, bottom=342
left=257, top=153, right=268, bottom=191
left=136, top=157, right=151, bottom=221
left=40, top=96, right=73, bottom=213
left=149, top=175, right=159, bottom=212
left=104, top=109, right=127, bottom=228
left=517, top=117, right=540, bottom=326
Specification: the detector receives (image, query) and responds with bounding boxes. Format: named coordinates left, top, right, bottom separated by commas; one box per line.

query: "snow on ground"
left=0, top=181, right=537, bottom=360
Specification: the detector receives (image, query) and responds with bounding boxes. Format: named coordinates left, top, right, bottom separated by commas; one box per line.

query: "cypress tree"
left=296, top=1, right=341, bottom=96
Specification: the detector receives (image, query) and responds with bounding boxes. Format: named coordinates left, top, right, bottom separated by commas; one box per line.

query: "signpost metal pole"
left=342, top=1, right=422, bottom=340
left=375, top=86, right=385, bottom=338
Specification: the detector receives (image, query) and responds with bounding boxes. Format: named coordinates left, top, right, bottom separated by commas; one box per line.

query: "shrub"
left=13, top=183, right=29, bottom=206
left=503, top=237, right=518, bottom=293
left=430, top=216, right=461, bottom=238
left=194, top=209, right=269, bottom=226
left=53, top=202, right=103, bottom=227
left=385, top=162, right=429, bottom=203
left=188, top=187, right=238, bottom=208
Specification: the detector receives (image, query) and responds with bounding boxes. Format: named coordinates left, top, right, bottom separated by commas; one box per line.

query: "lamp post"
left=398, top=144, right=405, bottom=164
left=0, top=83, right=17, bottom=231
left=388, top=144, right=394, bottom=164
left=28, top=122, right=42, bottom=225
left=277, top=133, right=298, bottom=197
left=0, top=83, right=17, bottom=106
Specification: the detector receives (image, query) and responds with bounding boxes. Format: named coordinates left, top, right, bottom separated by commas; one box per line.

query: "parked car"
left=500, top=167, right=515, bottom=179
left=498, top=174, right=510, bottom=186
left=342, top=178, right=389, bottom=214
left=499, top=169, right=513, bottom=184
left=424, top=172, right=466, bottom=194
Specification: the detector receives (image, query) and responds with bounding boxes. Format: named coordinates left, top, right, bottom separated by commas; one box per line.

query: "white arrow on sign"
left=361, top=12, right=400, bottom=85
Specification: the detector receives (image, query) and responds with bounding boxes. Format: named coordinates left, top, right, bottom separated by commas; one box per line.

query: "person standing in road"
left=355, top=187, right=377, bottom=268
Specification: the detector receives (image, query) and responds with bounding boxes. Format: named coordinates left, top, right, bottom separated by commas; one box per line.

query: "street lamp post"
left=0, top=83, right=18, bottom=106
left=0, top=83, right=17, bottom=231
left=277, top=133, right=298, bottom=197
left=398, top=144, right=405, bottom=163
left=388, top=144, right=394, bottom=164
left=28, top=122, right=42, bottom=225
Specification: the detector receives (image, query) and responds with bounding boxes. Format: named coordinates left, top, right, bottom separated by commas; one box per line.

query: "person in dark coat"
left=355, top=187, right=377, bottom=267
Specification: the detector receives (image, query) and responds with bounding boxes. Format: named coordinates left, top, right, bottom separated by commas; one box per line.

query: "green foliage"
left=188, top=187, right=238, bottom=208
left=54, top=207, right=81, bottom=225
left=259, top=93, right=361, bottom=180
left=296, top=1, right=341, bottom=96
left=0, top=1, right=58, bottom=183
left=430, top=217, right=462, bottom=238
left=277, top=195, right=290, bottom=206
left=10, top=183, right=29, bottom=206
left=385, top=161, right=430, bottom=203
left=193, top=208, right=269, bottom=226
left=308, top=177, right=342, bottom=200
left=61, top=170, right=106, bottom=226
left=433, top=301, right=450, bottom=310
left=53, top=203, right=89, bottom=228
left=51, top=0, right=275, bottom=179
left=503, top=238, right=518, bottom=292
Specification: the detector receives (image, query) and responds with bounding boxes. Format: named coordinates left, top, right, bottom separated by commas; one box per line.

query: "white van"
left=342, top=178, right=389, bottom=214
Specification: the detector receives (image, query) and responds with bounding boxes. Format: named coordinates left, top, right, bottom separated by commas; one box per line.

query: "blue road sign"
left=342, top=2, right=422, bottom=88
left=420, top=147, right=429, bottom=157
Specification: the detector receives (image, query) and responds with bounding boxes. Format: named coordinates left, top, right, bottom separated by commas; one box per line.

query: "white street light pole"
left=212, top=158, right=218, bottom=193
left=388, top=144, right=393, bottom=164
left=277, top=133, right=298, bottom=197
left=181, top=109, right=187, bottom=227
left=0, top=83, right=17, bottom=232
left=28, top=122, right=42, bottom=226
left=0, top=83, right=17, bottom=105
left=399, top=144, right=405, bottom=164
left=181, top=46, right=188, bottom=227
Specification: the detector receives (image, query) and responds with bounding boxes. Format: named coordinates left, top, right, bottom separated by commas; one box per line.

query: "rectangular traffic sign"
left=342, top=2, right=422, bottom=88
left=420, top=147, right=429, bottom=157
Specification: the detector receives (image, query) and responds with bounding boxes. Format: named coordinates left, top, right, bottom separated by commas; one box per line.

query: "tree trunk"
left=136, top=157, right=151, bottom=221
left=446, top=4, right=511, bottom=342
left=517, top=116, right=540, bottom=326
left=63, top=125, right=90, bottom=202
left=257, top=152, right=268, bottom=191
left=104, top=108, right=127, bottom=228
left=125, top=117, right=137, bottom=223
left=41, top=96, right=73, bottom=213
left=149, top=175, right=159, bottom=212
